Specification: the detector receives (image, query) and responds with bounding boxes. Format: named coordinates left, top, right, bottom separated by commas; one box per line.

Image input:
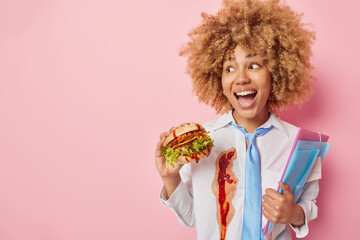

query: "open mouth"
left=234, top=90, right=257, bottom=107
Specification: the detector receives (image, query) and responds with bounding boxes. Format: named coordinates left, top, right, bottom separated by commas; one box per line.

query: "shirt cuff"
left=289, top=203, right=310, bottom=238
left=159, top=181, right=194, bottom=227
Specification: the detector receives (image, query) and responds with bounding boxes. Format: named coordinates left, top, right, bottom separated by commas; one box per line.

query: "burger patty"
left=167, top=130, right=203, bottom=148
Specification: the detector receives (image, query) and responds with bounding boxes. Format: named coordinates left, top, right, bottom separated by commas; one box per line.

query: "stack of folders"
left=263, top=128, right=331, bottom=237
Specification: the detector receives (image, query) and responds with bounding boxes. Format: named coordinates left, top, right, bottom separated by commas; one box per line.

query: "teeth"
left=236, top=90, right=256, bottom=96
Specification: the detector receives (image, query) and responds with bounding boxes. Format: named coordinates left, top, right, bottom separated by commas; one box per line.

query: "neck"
left=232, top=110, right=270, bottom=133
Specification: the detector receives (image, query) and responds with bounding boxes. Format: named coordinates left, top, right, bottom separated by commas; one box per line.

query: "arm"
left=155, top=129, right=183, bottom=197
left=155, top=130, right=195, bottom=227
left=289, top=180, right=319, bottom=237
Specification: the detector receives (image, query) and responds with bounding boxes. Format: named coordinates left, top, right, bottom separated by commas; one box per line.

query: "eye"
left=225, top=66, right=235, bottom=73
left=249, top=63, right=261, bottom=69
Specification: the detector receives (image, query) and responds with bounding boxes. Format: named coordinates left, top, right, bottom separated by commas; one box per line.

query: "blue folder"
left=280, top=140, right=330, bottom=202
left=263, top=128, right=330, bottom=236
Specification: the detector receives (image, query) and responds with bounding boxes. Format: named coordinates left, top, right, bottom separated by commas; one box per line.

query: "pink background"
left=0, top=0, right=358, bottom=239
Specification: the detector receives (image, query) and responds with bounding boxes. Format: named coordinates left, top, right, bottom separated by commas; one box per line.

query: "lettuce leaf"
left=161, top=147, right=181, bottom=166
left=161, top=135, right=214, bottom=166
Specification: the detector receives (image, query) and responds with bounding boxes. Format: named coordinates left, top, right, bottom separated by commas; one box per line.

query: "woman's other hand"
left=262, top=182, right=305, bottom=226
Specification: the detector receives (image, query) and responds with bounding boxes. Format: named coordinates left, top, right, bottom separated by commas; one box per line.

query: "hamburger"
left=161, top=122, right=214, bottom=166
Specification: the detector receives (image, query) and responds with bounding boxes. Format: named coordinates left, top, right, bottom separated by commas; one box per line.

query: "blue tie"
left=231, top=122, right=274, bottom=240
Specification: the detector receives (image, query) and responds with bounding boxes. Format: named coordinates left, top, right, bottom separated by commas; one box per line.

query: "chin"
left=232, top=104, right=269, bottom=122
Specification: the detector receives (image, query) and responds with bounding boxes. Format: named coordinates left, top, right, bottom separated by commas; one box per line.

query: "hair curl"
left=179, top=0, right=316, bottom=114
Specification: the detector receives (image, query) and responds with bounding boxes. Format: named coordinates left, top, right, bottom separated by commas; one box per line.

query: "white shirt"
left=160, top=111, right=320, bottom=240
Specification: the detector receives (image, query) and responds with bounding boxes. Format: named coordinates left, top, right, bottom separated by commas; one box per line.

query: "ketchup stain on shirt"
left=212, top=148, right=238, bottom=240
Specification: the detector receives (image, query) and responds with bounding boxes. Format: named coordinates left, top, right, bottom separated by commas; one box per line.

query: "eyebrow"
left=246, top=53, right=257, bottom=58
left=226, top=53, right=257, bottom=61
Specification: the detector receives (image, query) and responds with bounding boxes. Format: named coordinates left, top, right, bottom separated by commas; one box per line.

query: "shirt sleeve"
left=289, top=180, right=319, bottom=238
left=159, top=165, right=195, bottom=227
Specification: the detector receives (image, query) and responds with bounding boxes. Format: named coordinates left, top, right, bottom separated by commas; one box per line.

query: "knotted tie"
left=231, top=122, right=274, bottom=240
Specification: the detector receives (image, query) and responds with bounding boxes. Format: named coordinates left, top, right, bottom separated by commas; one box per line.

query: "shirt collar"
left=208, top=111, right=233, bottom=131
left=210, top=110, right=289, bottom=137
left=259, top=113, right=289, bottom=137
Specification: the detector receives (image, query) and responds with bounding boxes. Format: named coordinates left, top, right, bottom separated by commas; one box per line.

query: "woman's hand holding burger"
left=155, top=128, right=183, bottom=198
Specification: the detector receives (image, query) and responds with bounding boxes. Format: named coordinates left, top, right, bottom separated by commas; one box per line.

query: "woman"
left=155, top=0, right=319, bottom=239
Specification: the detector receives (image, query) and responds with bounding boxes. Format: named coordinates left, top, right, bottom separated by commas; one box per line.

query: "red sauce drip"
left=218, top=150, right=235, bottom=240
left=196, top=123, right=202, bottom=130
left=171, top=131, right=178, bottom=145
left=194, top=154, right=199, bottom=163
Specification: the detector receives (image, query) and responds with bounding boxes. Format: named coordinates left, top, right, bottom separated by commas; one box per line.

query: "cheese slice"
left=171, top=131, right=210, bottom=149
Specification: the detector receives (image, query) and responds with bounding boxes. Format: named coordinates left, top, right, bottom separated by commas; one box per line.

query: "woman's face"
left=222, top=45, right=271, bottom=126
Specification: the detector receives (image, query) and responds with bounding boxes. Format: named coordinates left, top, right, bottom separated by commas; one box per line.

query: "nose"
left=234, top=69, right=250, bottom=85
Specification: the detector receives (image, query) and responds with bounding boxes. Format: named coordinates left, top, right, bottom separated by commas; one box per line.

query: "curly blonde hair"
left=179, top=0, right=316, bottom=114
